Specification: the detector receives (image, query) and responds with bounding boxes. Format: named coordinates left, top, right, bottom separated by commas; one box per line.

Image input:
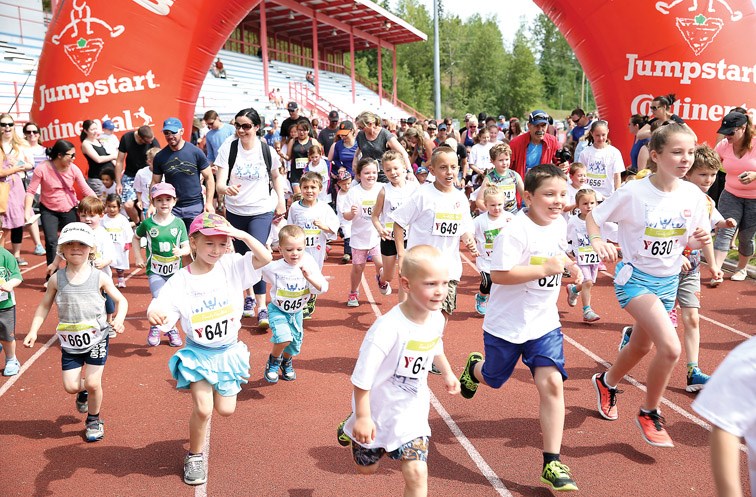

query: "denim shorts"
left=352, top=436, right=429, bottom=466
left=614, top=261, right=678, bottom=312
left=480, top=327, right=567, bottom=389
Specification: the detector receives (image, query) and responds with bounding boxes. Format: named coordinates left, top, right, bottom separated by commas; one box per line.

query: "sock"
left=582, top=305, right=590, bottom=312
left=640, top=408, right=658, bottom=416
left=77, top=390, right=88, bottom=402
left=687, top=362, right=698, bottom=373
left=543, top=452, right=560, bottom=468
left=188, top=452, right=202, bottom=457
left=86, top=413, right=99, bottom=423
left=601, top=373, right=617, bottom=390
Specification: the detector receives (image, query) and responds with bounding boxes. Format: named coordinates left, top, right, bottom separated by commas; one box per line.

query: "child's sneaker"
left=341, top=254, right=351, bottom=264
left=618, top=326, right=633, bottom=352
left=3, top=357, right=20, bottom=376
left=305, top=295, right=317, bottom=319
left=242, top=296, right=256, bottom=318
left=147, top=326, right=161, bottom=346
left=85, top=418, right=104, bottom=442
left=635, top=410, right=674, bottom=447
left=336, top=414, right=352, bottom=447
left=347, top=292, right=359, bottom=307
left=474, top=293, right=488, bottom=315
left=167, top=329, right=183, bottom=347
left=265, top=355, right=282, bottom=383
left=281, top=357, right=296, bottom=381
left=107, top=325, right=117, bottom=339
left=33, top=244, right=45, bottom=256
left=668, top=307, right=678, bottom=327
left=592, top=372, right=620, bottom=420
left=117, top=277, right=126, bottom=288
left=183, top=453, right=207, bottom=485
left=459, top=352, right=483, bottom=399
left=376, top=272, right=391, bottom=295
left=685, top=367, right=710, bottom=393
left=76, top=391, right=89, bottom=413
left=540, top=460, right=578, bottom=491
left=257, top=309, right=269, bottom=329
left=582, top=308, right=600, bottom=323
left=565, top=284, right=578, bottom=307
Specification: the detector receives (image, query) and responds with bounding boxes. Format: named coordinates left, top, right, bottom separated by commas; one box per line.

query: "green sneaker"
left=459, top=352, right=483, bottom=399
left=541, top=460, right=578, bottom=491
left=336, top=414, right=352, bottom=447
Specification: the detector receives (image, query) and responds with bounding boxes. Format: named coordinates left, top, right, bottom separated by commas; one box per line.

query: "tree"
left=499, top=26, right=542, bottom=119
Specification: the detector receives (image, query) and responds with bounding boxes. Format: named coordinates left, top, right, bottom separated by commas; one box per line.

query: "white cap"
left=58, top=222, right=95, bottom=247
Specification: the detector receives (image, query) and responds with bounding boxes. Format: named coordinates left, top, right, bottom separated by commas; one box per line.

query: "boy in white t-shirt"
left=459, top=165, right=582, bottom=492
left=338, top=245, right=460, bottom=497
left=134, top=147, right=160, bottom=219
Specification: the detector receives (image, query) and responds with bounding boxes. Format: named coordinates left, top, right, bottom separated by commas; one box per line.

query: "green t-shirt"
left=0, top=247, right=22, bottom=309
left=135, top=216, right=189, bottom=276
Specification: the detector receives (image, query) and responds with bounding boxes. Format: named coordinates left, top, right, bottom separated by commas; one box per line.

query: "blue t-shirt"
left=630, top=138, right=649, bottom=171
left=205, top=123, right=235, bottom=163
left=571, top=123, right=590, bottom=143
left=263, top=131, right=280, bottom=146
left=526, top=143, right=543, bottom=171
left=153, top=142, right=209, bottom=211
left=331, top=139, right=357, bottom=175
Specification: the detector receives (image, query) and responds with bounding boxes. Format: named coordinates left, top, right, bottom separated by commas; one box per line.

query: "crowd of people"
left=0, top=99, right=754, bottom=496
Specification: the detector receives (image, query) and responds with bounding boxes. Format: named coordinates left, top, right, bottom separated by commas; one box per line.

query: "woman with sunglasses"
left=80, top=119, right=117, bottom=197
left=0, top=114, right=36, bottom=266
left=24, top=139, right=96, bottom=268
left=214, top=107, right=286, bottom=328
left=20, top=122, right=46, bottom=256
left=636, top=94, right=685, bottom=141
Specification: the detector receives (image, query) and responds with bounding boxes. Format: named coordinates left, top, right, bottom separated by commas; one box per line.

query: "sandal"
left=730, top=268, right=748, bottom=281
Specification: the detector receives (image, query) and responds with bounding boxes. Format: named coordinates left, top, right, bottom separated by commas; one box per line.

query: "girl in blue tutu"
left=147, top=212, right=271, bottom=485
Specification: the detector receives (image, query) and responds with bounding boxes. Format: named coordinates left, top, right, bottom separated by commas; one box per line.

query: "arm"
left=100, top=273, right=128, bottom=333
left=370, top=188, right=391, bottom=240
left=694, top=227, right=723, bottom=281
left=132, top=232, right=146, bottom=267
left=351, top=387, right=375, bottom=445
left=82, top=141, right=117, bottom=163
left=393, top=221, right=406, bottom=264
left=0, top=277, right=22, bottom=293
left=300, top=263, right=327, bottom=293
left=270, top=162, right=287, bottom=218
left=587, top=211, right=618, bottom=262
left=146, top=173, right=162, bottom=216
left=201, top=166, right=216, bottom=213
left=73, top=166, right=96, bottom=197
left=115, top=151, right=126, bottom=194
left=352, top=146, right=362, bottom=172
left=23, top=278, right=58, bottom=347
left=387, top=135, right=411, bottom=171
left=710, top=426, right=744, bottom=497
left=0, top=164, right=25, bottom=179
left=490, top=255, right=566, bottom=285
left=613, top=172, right=622, bottom=192
left=421, top=137, right=434, bottom=168
left=636, top=124, right=652, bottom=141
left=434, top=352, right=461, bottom=394
left=215, top=163, right=230, bottom=196
left=461, top=231, right=479, bottom=256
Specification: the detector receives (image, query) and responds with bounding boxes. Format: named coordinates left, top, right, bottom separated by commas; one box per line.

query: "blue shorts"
left=480, top=328, right=567, bottom=389
left=352, top=436, right=429, bottom=467
left=614, top=261, right=678, bottom=312
left=61, top=336, right=109, bottom=371
left=268, top=303, right=303, bottom=357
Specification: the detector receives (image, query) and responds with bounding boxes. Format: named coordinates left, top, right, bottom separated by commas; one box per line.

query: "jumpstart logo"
left=655, top=0, right=743, bottom=56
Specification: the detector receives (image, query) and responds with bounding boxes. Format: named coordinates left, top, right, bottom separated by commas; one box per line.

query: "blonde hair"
left=482, top=186, right=503, bottom=202
left=0, top=113, right=30, bottom=161
left=300, top=171, right=322, bottom=189
left=146, top=146, right=160, bottom=162
left=278, top=224, right=305, bottom=245
left=489, top=143, right=511, bottom=162
left=307, top=142, right=323, bottom=158
left=401, top=245, right=444, bottom=279
left=647, top=122, right=697, bottom=171
left=574, top=188, right=597, bottom=205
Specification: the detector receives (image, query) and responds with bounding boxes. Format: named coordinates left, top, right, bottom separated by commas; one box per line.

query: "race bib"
left=395, top=337, right=439, bottom=379
left=150, top=253, right=180, bottom=276
left=304, top=228, right=321, bottom=248
left=577, top=246, right=600, bottom=265
left=384, top=221, right=395, bottom=239
left=530, top=255, right=564, bottom=289
left=432, top=212, right=461, bottom=237
left=497, top=182, right=516, bottom=201
left=56, top=322, right=101, bottom=351
left=642, top=225, right=685, bottom=257
left=361, top=199, right=375, bottom=217
left=0, top=277, right=7, bottom=302
left=106, top=227, right=121, bottom=243
left=189, top=305, right=233, bottom=345
left=586, top=172, right=606, bottom=188
left=275, top=286, right=310, bottom=313
left=295, top=157, right=308, bottom=170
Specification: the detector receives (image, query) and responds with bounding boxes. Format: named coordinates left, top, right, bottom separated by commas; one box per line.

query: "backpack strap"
left=226, top=138, right=273, bottom=193
left=227, top=138, right=239, bottom=186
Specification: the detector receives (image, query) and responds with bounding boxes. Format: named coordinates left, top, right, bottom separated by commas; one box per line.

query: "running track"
left=1, top=237, right=753, bottom=496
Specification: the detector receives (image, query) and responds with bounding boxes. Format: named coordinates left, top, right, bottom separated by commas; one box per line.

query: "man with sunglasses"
left=203, top=110, right=234, bottom=164
left=116, top=125, right=160, bottom=225
left=566, top=108, right=591, bottom=152
left=509, top=110, right=562, bottom=181
left=151, top=118, right=215, bottom=229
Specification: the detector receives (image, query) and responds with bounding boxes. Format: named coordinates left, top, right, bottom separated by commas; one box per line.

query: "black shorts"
left=380, top=238, right=406, bottom=257
left=61, top=336, right=109, bottom=371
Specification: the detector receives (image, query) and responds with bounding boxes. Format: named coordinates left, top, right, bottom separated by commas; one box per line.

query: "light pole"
left=433, top=0, right=441, bottom=120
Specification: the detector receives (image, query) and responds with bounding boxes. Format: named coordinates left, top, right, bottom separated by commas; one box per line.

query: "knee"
left=193, top=402, right=213, bottom=421
left=657, top=340, right=681, bottom=363
left=83, top=377, right=101, bottom=393
left=215, top=404, right=236, bottom=417
left=63, top=382, right=81, bottom=394
left=403, top=462, right=428, bottom=489
left=582, top=279, right=593, bottom=289
left=537, top=373, right=563, bottom=399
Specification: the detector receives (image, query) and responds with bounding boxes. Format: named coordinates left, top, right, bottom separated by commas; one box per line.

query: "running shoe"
left=117, top=277, right=126, bottom=288
left=429, top=363, right=441, bottom=375
left=15, top=257, right=28, bottom=267
left=730, top=268, right=748, bottom=281
left=459, top=352, right=483, bottom=399
left=566, top=284, right=578, bottom=308
left=347, top=292, right=359, bottom=307
left=242, top=296, right=256, bottom=318
left=341, top=254, right=351, bottom=264
left=592, top=372, right=619, bottom=420
left=3, top=357, right=20, bottom=376
left=107, top=325, right=117, bottom=339
left=265, top=355, right=282, bottom=383
left=582, top=308, right=600, bottom=323
left=85, top=418, right=104, bottom=442
left=147, top=326, right=161, bottom=346
left=281, top=357, right=296, bottom=381
left=257, top=309, right=269, bottom=329
left=618, top=326, right=633, bottom=352
left=336, top=414, right=352, bottom=447
left=167, top=329, right=183, bottom=347
left=540, top=460, right=578, bottom=492
left=33, top=244, right=45, bottom=256
left=305, top=296, right=316, bottom=319
left=474, top=293, right=488, bottom=315
left=636, top=410, right=674, bottom=447
left=76, top=391, right=89, bottom=413
left=183, top=453, right=207, bottom=485
left=685, top=367, right=710, bottom=393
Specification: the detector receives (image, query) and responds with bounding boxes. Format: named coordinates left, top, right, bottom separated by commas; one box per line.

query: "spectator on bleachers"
left=212, top=58, right=226, bottom=78
left=203, top=110, right=235, bottom=164
left=306, top=70, right=315, bottom=85
left=318, top=111, right=340, bottom=157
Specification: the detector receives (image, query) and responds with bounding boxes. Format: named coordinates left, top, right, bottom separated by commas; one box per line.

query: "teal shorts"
left=268, top=303, right=303, bottom=357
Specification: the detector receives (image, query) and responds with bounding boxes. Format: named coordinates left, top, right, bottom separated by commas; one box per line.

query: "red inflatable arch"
left=33, top=0, right=756, bottom=160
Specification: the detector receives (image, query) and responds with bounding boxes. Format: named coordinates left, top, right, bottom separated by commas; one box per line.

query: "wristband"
left=589, top=235, right=602, bottom=241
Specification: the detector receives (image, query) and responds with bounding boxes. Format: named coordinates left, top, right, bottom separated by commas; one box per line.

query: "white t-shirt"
left=577, top=145, right=625, bottom=198
left=566, top=214, right=602, bottom=266
left=380, top=181, right=419, bottom=239
left=390, top=183, right=473, bottom=281
left=473, top=211, right=515, bottom=273
left=306, top=158, right=331, bottom=203
left=345, top=183, right=383, bottom=250
left=336, top=189, right=352, bottom=239
left=591, top=177, right=710, bottom=277
left=133, top=167, right=154, bottom=209
left=92, top=225, right=117, bottom=278
left=215, top=139, right=281, bottom=216
left=469, top=142, right=494, bottom=172
left=261, top=254, right=328, bottom=314
left=101, top=214, right=134, bottom=270
left=286, top=200, right=339, bottom=268
left=483, top=212, right=568, bottom=343
left=344, top=305, right=445, bottom=452
left=149, top=252, right=262, bottom=348
left=692, top=336, right=756, bottom=497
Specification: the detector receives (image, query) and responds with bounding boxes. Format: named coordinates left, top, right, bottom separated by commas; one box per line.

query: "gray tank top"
left=55, top=267, right=107, bottom=353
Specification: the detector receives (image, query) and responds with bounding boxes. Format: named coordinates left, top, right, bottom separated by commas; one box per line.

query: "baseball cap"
left=717, top=111, right=748, bottom=135
left=328, top=110, right=339, bottom=122
left=416, top=166, right=429, bottom=175
left=477, top=112, right=488, bottom=123
left=150, top=182, right=176, bottom=199
left=58, top=222, right=95, bottom=247
left=102, top=120, right=115, bottom=130
left=438, top=123, right=448, bottom=131
left=189, top=212, right=231, bottom=237
left=528, top=110, right=550, bottom=125
left=337, top=169, right=352, bottom=182
left=406, top=117, right=417, bottom=125
left=162, top=117, right=182, bottom=133
left=287, top=101, right=298, bottom=111
left=336, top=121, right=354, bottom=136
left=498, top=115, right=505, bottom=120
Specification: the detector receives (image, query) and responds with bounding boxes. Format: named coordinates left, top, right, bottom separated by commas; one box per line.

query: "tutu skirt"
left=169, top=340, right=250, bottom=396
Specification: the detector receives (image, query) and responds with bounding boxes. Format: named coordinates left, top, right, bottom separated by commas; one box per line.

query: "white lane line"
left=699, top=315, right=752, bottom=339
left=359, top=277, right=511, bottom=496
left=0, top=335, right=57, bottom=399
left=20, top=261, right=46, bottom=273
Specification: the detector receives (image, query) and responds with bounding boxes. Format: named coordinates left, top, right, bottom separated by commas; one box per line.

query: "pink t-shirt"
left=26, top=161, right=95, bottom=211
left=716, top=138, right=756, bottom=199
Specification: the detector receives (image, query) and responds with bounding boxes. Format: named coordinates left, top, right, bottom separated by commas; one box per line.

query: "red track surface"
left=1, top=237, right=753, bottom=496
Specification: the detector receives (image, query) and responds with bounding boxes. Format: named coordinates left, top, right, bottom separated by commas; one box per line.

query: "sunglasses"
left=234, top=122, right=254, bottom=130
left=468, top=125, right=477, bottom=129
left=64, top=152, right=76, bottom=159
left=0, top=122, right=14, bottom=128
left=24, top=130, right=40, bottom=135
left=163, top=130, right=178, bottom=136
left=650, top=106, right=659, bottom=111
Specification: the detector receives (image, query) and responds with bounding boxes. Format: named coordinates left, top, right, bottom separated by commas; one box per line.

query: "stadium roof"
left=243, top=0, right=427, bottom=52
